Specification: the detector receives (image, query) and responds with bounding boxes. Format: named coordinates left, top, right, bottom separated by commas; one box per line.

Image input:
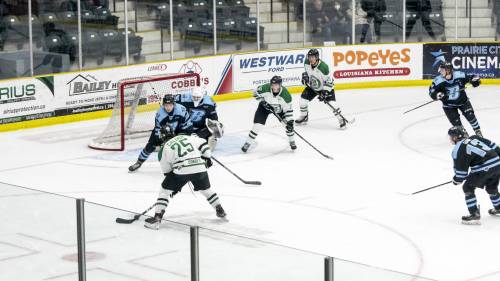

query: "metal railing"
left=0, top=182, right=437, bottom=281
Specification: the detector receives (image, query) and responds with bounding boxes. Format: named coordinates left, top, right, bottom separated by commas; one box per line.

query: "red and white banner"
left=324, top=44, right=423, bottom=83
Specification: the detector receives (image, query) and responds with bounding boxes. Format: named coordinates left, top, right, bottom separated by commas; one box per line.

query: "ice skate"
left=128, top=161, right=142, bottom=172
left=215, top=204, right=226, bottom=218
left=241, top=142, right=251, bottom=153
left=295, top=114, right=308, bottom=125
left=488, top=208, right=500, bottom=216
left=461, top=210, right=480, bottom=225
left=144, top=212, right=164, bottom=230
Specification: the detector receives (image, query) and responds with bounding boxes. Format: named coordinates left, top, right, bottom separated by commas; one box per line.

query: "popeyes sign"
left=327, top=44, right=423, bottom=83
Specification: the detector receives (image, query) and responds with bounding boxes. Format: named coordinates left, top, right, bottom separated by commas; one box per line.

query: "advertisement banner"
left=54, top=55, right=232, bottom=116
left=325, top=44, right=423, bottom=83
left=233, top=49, right=310, bottom=91
left=423, top=43, right=500, bottom=79
left=0, top=76, right=55, bottom=125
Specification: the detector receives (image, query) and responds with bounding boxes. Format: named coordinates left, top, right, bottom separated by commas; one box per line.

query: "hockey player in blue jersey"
left=128, top=94, right=192, bottom=172
left=448, top=126, right=500, bottom=225
left=175, top=88, right=223, bottom=150
left=429, top=61, right=482, bottom=137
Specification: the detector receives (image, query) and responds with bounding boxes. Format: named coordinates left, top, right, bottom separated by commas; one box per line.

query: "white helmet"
left=192, top=87, right=205, bottom=107
left=206, top=119, right=224, bottom=138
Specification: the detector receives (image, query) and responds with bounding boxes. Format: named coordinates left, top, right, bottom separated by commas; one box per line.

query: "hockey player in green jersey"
left=241, top=76, right=296, bottom=152
left=296, top=48, right=346, bottom=129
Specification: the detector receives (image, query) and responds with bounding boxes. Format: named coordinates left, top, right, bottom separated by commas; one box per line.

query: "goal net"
left=89, top=73, right=200, bottom=151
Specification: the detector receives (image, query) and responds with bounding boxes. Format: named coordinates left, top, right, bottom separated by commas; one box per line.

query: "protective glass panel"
left=306, top=0, right=352, bottom=46
left=199, top=227, right=324, bottom=281
left=260, top=0, right=304, bottom=50
left=354, top=0, right=403, bottom=44
left=0, top=183, right=78, bottom=280
left=127, top=0, right=166, bottom=64
left=173, top=0, right=214, bottom=59
left=216, top=0, right=258, bottom=53
left=335, top=258, right=437, bottom=281
left=0, top=2, right=32, bottom=78
left=81, top=0, right=125, bottom=70
left=405, top=0, right=445, bottom=42
left=84, top=201, right=191, bottom=280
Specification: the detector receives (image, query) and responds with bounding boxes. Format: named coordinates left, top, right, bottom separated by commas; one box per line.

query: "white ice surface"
left=1, top=85, right=500, bottom=281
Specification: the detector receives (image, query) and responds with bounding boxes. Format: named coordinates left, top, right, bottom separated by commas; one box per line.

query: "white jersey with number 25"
left=159, top=135, right=211, bottom=175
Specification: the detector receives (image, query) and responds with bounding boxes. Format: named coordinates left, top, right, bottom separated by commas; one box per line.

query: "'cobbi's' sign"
left=326, top=44, right=423, bottom=83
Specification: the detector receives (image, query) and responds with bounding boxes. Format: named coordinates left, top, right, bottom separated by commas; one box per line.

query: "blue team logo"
left=430, top=49, right=447, bottom=68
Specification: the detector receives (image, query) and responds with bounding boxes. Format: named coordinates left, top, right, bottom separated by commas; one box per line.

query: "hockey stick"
left=403, top=85, right=473, bottom=115
left=411, top=181, right=452, bottom=195
left=211, top=156, right=262, bottom=185
left=324, top=101, right=356, bottom=125
left=403, top=100, right=436, bottom=115
left=115, top=203, right=156, bottom=224
left=268, top=107, right=334, bottom=160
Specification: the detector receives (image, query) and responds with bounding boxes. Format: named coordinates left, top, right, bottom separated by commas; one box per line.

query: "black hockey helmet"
left=307, top=48, right=319, bottom=59
left=448, top=126, right=467, bottom=140
left=163, top=94, right=175, bottom=105
left=270, top=75, right=282, bottom=86
left=160, top=125, right=175, bottom=142
left=438, top=61, right=453, bottom=72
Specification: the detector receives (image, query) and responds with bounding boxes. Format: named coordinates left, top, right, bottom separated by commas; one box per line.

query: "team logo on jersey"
left=309, top=76, right=322, bottom=91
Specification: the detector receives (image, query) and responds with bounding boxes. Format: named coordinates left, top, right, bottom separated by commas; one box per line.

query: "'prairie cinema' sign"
left=233, top=49, right=311, bottom=91
left=423, top=43, right=500, bottom=79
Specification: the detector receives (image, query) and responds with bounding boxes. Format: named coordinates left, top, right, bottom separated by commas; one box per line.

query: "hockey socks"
left=138, top=149, right=152, bottom=162
left=200, top=188, right=226, bottom=218
left=489, top=193, right=500, bottom=213
left=465, top=193, right=478, bottom=214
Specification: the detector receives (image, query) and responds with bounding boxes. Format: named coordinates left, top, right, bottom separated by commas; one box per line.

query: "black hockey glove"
left=260, top=101, right=273, bottom=112
left=471, top=76, right=481, bottom=87
left=285, top=120, right=294, bottom=132
left=433, top=91, right=448, bottom=102
left=318, top=90, right=333, bottom=102
left=202, top=156, right=213, bottom=169
left=301, top=72, right=309, bottom=86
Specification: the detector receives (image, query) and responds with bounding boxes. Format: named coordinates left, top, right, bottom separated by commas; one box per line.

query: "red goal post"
left=88, top=73, right=201, bottom=151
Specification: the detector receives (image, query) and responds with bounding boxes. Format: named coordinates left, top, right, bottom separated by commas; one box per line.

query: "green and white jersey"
left=254, top=83, right=294, bottom=122
left=158, top=134, right=211, bottom=175
left=304, top=58, right=334, bottom=93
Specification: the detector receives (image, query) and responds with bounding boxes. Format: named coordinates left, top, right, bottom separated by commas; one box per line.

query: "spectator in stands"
left=361, top=0, right=386, bottom=42
left=331, top=0, right=351, bottom=43
left=405, top=0, right=436, bottom=40
left=353, top=1, right=370, bottom=43
left=309, top=0, right=335, bottom=42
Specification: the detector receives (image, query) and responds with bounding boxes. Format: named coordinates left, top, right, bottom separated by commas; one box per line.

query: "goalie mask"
left=192, top=88, right=205, bottom=107
left=206, top=119, right=224, bottom=138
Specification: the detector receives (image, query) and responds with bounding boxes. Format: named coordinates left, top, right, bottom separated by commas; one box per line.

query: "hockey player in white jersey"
left=144, top=123, right=226, bottom=230
left=241, top=75, right=296, bottom=152
left=296, top=48, right=346, bottom=128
